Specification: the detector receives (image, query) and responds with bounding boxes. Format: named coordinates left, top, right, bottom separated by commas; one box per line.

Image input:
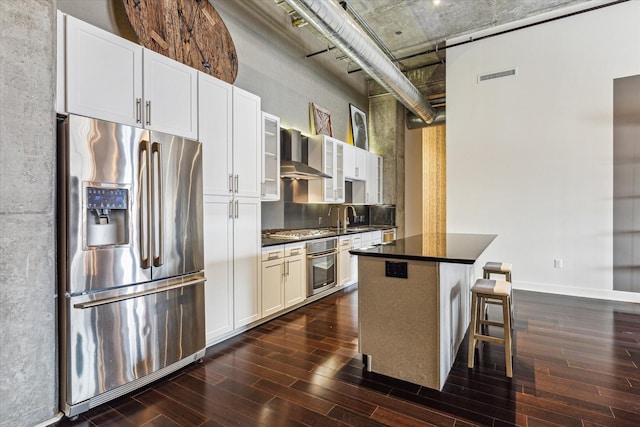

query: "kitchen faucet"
left=343, top=205, right=357, bottom=231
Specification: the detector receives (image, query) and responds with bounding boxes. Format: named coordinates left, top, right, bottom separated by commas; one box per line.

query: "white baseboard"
left=514, top=281, right=640, bottom=303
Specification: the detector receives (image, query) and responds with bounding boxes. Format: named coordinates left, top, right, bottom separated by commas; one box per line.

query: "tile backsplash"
left=261, top=179, right=394, bottom=231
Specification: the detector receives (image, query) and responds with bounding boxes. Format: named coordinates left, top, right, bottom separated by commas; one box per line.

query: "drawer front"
left=262, top=246, right=284, bottom=261
left=285, top=244, right=305, bottom=257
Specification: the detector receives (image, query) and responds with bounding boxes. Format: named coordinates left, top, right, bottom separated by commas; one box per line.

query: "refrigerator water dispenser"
left=85, top=186, right=128, bottom=247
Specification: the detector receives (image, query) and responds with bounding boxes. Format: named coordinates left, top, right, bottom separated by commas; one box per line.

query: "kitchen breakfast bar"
left=350, top=233, right=496, bottom=390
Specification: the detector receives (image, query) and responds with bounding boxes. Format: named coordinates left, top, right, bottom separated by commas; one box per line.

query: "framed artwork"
left=349, top=104, right=368, bottom=150
left=311, top=103, right=333, bottom=137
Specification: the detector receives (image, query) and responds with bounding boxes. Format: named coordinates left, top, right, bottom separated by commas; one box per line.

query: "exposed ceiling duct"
left=283, top=0, right=444, bottom=126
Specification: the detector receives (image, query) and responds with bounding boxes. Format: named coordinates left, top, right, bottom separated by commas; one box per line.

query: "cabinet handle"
left=234, top=174, right=239, bottom=193
left=145, top=100, right=151, bottom=126
left=228, top=174, right=233, bottom=193
left=286, top=260, right=290, bottom=276
left=234, top=200, right=239, bottom=219
left=282, top=261, right=286, bottom=278
left=136, top=98, right=142, bottom=123
left=228, top=200, right=233, bottom=219
left=355, top=166, right=359, bottom=177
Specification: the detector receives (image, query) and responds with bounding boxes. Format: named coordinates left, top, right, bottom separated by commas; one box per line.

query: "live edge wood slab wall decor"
left=122, top=0, right=238, bottom=83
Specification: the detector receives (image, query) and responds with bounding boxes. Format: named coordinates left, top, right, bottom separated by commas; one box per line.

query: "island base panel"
left=358, top=257, right=441, bottom=390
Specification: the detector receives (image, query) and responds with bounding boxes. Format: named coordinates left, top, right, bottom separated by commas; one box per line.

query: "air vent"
left=478, top=68, right=517, bottom=83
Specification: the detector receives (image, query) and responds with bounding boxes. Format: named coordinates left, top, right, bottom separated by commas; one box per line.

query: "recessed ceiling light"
left=433, top=0, right=441, bottom=5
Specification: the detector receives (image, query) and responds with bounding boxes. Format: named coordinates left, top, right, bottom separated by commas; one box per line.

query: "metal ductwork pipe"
left=406, top=108, right=446, bottom=129
left=284, top=0, right=439, bottom=125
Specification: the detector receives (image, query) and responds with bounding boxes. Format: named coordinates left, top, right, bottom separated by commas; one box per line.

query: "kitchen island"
left=350, top=233, right=496, bottom=390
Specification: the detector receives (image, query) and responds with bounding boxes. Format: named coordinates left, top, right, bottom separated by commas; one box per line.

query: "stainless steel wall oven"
left=306, top=237, right=338, bottom=296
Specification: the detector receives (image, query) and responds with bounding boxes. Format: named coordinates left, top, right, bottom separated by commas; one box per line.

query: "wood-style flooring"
left=55, top=286, right=640, bottom=426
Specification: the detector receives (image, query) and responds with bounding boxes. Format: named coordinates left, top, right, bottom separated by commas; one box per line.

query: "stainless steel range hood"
left=280, top=128, right=331, bottom=179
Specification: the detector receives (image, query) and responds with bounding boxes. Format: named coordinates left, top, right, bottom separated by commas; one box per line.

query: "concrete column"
left=0, top=0, right=58, bottom=426
left=369, top=94, right=406, bottom=237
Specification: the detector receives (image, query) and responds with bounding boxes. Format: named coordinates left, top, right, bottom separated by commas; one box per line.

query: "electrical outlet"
left=385, top=261, right=408, bottom=278
left=554, top=259, right=563, bottom=268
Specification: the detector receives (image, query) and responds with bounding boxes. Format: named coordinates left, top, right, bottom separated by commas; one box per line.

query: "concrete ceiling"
left=344, top=0, right=594, bottom=70
left=278, top=0, right=611, bottom=106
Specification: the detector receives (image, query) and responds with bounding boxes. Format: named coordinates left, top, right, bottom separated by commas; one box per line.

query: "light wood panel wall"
left=422, top=124, right=446, bottom=251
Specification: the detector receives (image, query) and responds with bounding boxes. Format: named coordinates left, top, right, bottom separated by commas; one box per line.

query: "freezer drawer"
left=60, top=274, right=206, bottom=416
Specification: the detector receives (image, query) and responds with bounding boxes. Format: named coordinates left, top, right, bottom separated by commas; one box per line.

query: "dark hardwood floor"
left=55, top=286, right=640, bottom=426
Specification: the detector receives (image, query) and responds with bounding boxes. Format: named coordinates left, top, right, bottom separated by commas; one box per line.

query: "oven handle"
left=307, top=250, right=337, bottom=259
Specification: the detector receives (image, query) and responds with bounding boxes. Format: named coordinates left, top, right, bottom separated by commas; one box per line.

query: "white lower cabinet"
left=233, top=198, right=262, bottom=328
left=338, top=236, right=353, bottom=287
left=203, top=196, right=233, bottom=344
left=284, top=244, right=306, bottom=307
left=261, top=243, right=306, bottom=317
left=371, top=230, right=382, bottom=245
left=350, top=234, right=362, bottom=285
left=261, top=246, right=285, bottom=317
left=204, top=195, right=261, bottom=344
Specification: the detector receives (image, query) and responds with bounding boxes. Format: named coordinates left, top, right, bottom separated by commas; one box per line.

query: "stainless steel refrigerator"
left=57, top=114, right=206, bottom=417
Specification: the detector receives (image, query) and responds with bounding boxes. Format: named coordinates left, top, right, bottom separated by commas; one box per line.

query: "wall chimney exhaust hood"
left=280, top=128, right=331, bottom=179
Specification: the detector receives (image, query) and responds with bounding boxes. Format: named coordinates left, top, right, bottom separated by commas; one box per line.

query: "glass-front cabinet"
left=261, top=112, right=280, bottom=201
left=307, top=134, right=345, bottom=203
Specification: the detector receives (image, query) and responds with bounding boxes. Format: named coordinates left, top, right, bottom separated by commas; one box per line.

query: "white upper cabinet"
left=307, top=135, right=345, bottom=203
left=261, top=112, right=280, bottom=201
left=233, top=87, right=262, bottom=198
left=199, top=77, right=262, bottom=198
left=61, top=13, right=197, bottom=139
left=64, top=14, right=142, bottom=127
left=143, top=49, right=198, bottom=139
left=367, top=152, right=383, bottom=205
left=355, top=147, right=368, bottom=180
left=344, top=144, right=368, bottom=181
left=343, top=142, right=356, bottom=179
left=199, top=73, right=233, bottom=196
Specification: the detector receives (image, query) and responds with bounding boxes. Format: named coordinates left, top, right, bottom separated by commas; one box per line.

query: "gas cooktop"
left=263, top=229, right=336, bottom=240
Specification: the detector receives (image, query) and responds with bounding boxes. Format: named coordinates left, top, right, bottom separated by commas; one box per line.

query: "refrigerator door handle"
left=73, top=277, right=206, bottom=309
left=139, top=140, right=152, bottom=269
left=152, top=142, right=164, bottom=267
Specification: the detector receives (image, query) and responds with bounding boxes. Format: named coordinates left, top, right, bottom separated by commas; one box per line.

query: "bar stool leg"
left=502, top=295, right=513, bottom=378
left=468, top=292, right=479, bottom=369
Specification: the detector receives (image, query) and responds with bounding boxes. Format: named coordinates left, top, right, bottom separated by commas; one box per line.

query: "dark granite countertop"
left=261, top=225, right=396, bottom=247
left=349, top=233, right=496, bottom=264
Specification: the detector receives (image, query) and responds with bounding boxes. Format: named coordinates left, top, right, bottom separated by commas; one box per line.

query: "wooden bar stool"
left=483, top=261, right=512, bottom=281
left=468, top=278, right=513, bottom=378
left=482, top=261, right=514, bottom=326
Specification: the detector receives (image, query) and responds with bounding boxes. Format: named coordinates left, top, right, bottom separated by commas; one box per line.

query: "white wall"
left=446, top=1, right=640, bottom=302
